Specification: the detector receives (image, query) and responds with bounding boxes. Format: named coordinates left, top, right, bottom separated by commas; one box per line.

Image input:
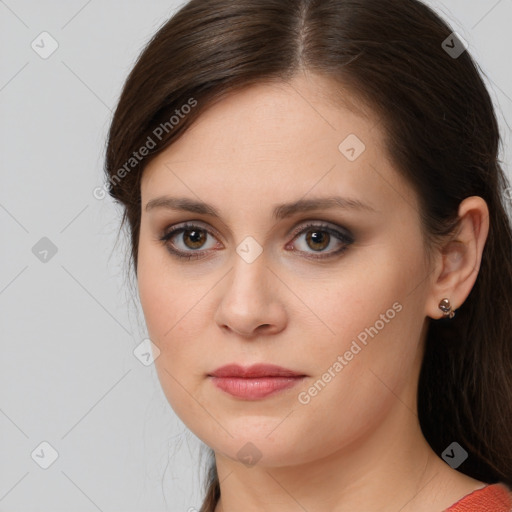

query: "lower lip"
left=209, top=376, right=305, bottom=399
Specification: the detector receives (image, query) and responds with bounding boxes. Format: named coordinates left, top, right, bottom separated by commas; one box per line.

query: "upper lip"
left=209, top=363, right=305, bottom=378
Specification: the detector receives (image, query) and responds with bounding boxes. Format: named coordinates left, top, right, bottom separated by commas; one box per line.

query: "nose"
left=214, top=254, right=287, bottom=338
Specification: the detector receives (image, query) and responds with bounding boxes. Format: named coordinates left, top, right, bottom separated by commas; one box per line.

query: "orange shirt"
left=445, top=483, right=512, bottom=512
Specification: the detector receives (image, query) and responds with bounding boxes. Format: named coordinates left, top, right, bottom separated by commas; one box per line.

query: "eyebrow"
left=145, top=195, right=377, bottom=220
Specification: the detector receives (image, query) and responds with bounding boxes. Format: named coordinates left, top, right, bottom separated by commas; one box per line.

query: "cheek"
left=137, top=266, right=171, bottom=341
left=311, top=257, right=408, bottom=347
left=137, top=259, right=210, bottom=417
left=138, top=269, right=201, bottom=357
left=298, top=249, right=425, bottom=410
left=282, top=294, right=423, bottom=466
left=137, top=245, right=212, bottom=382
left=137, top=238, right=194, bottom=340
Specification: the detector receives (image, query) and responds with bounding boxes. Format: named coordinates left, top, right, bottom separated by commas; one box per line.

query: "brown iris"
left=306, top=230, right=330, bottom=251
left=182, top=228, right=207, bottom=249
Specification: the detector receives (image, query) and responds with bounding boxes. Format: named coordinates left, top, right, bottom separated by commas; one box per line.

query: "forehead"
left=154, top=74, right=379, bottom=159
left=140, top=74, right=415, bottom=217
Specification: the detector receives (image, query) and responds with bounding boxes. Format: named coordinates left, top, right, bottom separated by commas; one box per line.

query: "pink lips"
left=208, top=364, right=306, bottom=400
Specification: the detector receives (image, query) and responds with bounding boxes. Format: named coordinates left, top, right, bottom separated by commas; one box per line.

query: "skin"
left=137, top=71, right=489, bottom=512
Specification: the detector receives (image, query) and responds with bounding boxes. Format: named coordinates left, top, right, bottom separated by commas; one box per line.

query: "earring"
left=438, top=298, right=455, bottom=319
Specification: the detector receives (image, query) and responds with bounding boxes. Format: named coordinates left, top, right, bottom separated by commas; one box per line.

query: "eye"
left=286, top=222, right=354, bottom=260
left=158, top=221, right=354, bottom=261
left=159, top=222, right=221, bottom=261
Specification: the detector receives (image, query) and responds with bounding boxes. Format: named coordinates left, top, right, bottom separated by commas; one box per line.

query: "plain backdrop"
left=1, top=1, right=511, bottom=511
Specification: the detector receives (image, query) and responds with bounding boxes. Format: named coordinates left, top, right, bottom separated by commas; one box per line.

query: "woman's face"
left=137, top=73, right=434, bottom=468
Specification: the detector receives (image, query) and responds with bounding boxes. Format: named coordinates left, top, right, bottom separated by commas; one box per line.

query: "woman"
left=104, top=0, right=512, bottom=510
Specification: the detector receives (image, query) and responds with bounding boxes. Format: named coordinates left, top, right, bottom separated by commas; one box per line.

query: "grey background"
left=1, top=1, right=511, bottom=511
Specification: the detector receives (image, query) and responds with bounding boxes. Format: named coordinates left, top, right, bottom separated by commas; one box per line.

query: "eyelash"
left=158, top=221, right=354, bottom=261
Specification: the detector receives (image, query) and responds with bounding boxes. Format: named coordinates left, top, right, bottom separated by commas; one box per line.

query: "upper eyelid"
left=163, top=219, right=348, bottom=235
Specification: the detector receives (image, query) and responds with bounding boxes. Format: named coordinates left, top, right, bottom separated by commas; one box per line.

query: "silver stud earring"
left=438, top=298, right=455, bottom=319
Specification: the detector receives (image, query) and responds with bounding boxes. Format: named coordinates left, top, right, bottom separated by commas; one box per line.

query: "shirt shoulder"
left=444, top=483, right=512, bottom=512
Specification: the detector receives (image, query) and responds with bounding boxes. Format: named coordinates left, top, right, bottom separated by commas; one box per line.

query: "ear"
left=425, top=196, right=490, bottom=320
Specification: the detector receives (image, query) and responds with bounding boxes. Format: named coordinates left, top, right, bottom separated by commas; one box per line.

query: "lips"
left=208, top=364, right=306, bottom=400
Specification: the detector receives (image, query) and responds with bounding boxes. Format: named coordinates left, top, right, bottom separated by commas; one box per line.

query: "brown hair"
left=104, top=0, right=512, bottom=510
